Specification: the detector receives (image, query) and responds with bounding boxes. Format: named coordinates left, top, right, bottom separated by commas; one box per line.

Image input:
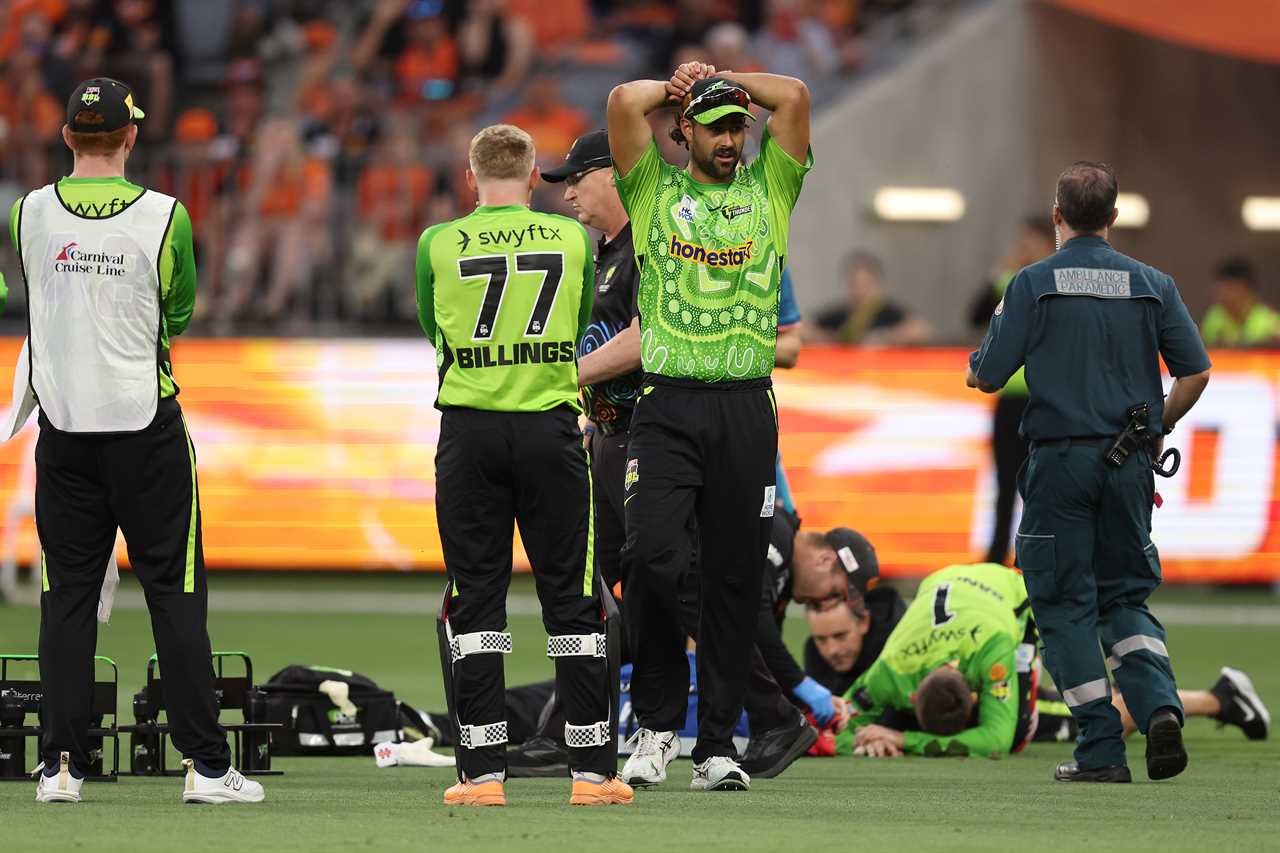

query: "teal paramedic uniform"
left=969, top=235, right=1211, bottom=770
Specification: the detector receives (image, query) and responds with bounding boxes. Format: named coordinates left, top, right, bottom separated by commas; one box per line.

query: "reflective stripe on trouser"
left=547, top=634, right=612, bottom=747
left=436, top=407, right=613, bottom=778
left=1101, top=604, right=1182, bottom=733
left=1015, top=441, right=1166, bottom=769
left=1063, top=678, right=1111, bottom=707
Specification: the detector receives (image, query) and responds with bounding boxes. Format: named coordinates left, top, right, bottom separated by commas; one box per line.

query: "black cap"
left=66, top=78, right=145, bottom=133
left=542, top=130, right=612, bottom=183
left=682, top=77, right=755, bottom=125
left=824, top=528, right=880, bottom=596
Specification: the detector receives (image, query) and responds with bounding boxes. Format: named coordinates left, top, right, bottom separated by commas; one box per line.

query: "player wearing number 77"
left=415, top=124, right=631, bottom=807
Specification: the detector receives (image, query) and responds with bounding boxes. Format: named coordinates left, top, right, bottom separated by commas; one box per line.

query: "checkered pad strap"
left=564, top=720, right=611, bottom=748
left=546, top=633, right=607, bottom=659
left=458, top=721, right=508, bottom=749
left=450, top=631, right=512, bottom=663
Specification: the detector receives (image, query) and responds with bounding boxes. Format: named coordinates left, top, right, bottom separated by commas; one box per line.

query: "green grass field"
left=2, top=573, right=1278, bottom=852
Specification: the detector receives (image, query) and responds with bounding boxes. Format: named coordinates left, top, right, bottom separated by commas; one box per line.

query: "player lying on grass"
left=804, top=566, right=1268, bottom=759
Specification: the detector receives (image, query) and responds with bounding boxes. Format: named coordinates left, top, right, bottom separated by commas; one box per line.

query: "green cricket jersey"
left=8, top=176, right=196, bottom=398
left=837, top=564, right=1030, bottom=758
left=615, top=130, right=812, bottom=382
left=416, top=205, right=594, bottom=412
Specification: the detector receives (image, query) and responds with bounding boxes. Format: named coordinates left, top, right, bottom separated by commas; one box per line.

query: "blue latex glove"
left=792, top=677, right=835, bottom=727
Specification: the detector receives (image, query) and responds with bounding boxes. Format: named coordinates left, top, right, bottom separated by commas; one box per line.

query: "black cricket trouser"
left=621, top=376, right=778, bottom=763
left=522, top=427, right=630, bottom=749
left=672, top=569, right=799, bottom=734
left=36, top=402, right=229, bottom=775
left=985, top=394, right=1029, bottom=565
left=590, top=427, right=630, bottom=593
left=436, top=406, right=611, bottom=778
left=432, top=680, right=557, bottom=747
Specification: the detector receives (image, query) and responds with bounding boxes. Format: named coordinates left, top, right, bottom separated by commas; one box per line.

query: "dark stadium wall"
left=789, top=0, right=1280, bottom=342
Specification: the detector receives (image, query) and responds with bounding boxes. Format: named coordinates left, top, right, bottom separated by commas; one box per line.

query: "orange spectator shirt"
left=358, top=163, right=434, bottom=242
left=240, top=159, right=332, bottom=218
left=0, top=81, right=62, bottom=138
left=501, top=105, right=589, bottom=161
left=506, top=0, right=588, bottom=51
left=0, top=0, right=67, bottom=59
left=396, top=40, right=459, bottom=100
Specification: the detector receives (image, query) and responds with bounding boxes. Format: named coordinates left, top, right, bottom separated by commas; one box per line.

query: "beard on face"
left=692, top=138, right=741, bottom=179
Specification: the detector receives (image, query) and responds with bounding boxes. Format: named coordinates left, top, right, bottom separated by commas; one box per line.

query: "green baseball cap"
left=683, top=77, right=755, bottom=125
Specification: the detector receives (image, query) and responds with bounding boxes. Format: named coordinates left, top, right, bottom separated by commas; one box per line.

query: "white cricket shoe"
left=35, top=752, right=82, bottom=803
left=182, top=759, right=265, bottom=804
left=691, top=756, right=750, bottom=791
left=621, top=728, right=680, bottom=787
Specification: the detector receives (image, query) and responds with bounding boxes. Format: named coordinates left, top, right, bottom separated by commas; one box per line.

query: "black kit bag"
left=261, top=666, right=401, bottom=756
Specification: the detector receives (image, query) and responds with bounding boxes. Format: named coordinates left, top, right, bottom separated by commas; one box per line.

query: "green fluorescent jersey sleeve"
left=418, top=205, right=591, bottom=413
left=613, top=140, right=666, bottom=261
left=834, top=657, right=906, bottom=755
left=745, top=129, right=814, bottom=263
left=159, top=202, right=197, bottom=337
left=416, top=222, right=444, bottom=341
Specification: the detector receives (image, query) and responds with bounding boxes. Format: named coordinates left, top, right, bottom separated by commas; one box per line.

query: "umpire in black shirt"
left=544, top=130, right=643, bottom=593
left=968, top=161, right=1212, bottom=783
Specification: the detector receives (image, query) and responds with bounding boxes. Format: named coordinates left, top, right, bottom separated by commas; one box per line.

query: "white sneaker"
left=35, top=752, right=83, bottom=803
left=182, top=759, right=265, bottom=804
left=691, top=756, right=750, bottom=791
left=621, top=728, right=679, bottom=787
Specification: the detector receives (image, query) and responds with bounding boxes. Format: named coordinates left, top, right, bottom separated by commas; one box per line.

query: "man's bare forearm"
left=1163, top=369, right=1211, bottom=431
left=608, top=80, right=671, bottom=117
left=608, top=80, right=671, bottom=175
left=719, top=72, right=808, bottom=112
left=578, top=318, right=642, bottom=387
left=775, top=325, right=801, bottom=369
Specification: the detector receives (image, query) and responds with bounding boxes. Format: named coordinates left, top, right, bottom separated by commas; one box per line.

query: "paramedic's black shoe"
left=1054, top=761, right=1131, bottom=783
left=738, top=713, right=818, bottom=779
left=505, top=736, right=569, bottom=778
left=1145, top=708, right=1188, bottom=780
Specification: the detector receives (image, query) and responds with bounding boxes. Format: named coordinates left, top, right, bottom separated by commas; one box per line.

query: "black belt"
left=1029, top=435, right=1111, bottom=451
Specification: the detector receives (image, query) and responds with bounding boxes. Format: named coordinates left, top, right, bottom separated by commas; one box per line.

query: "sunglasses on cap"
left=683, top=82, right=751, bottom=119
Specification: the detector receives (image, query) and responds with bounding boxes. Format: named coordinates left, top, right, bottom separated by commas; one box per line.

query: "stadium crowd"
left=3, top=1, right=1274, bottom=344
left=0, top=0, right=910, bottom=332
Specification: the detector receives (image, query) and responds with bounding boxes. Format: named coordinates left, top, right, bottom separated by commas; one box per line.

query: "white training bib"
left=17, top=184, right=175, bottom=432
